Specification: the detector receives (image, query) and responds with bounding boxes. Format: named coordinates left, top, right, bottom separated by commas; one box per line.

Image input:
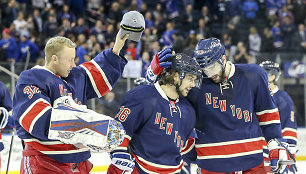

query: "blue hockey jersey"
left=272, top=86, right=297, bottom=145
left=186, top=63, right=282, bottom=172
left=114, top=83, right=196, bottom=174
left=12, top=48, right=127, bottom=163
left=0, top=81, right=13, bottom=151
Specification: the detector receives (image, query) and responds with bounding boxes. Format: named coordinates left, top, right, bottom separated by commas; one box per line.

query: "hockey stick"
left=6, top=128, right=15, bottom=174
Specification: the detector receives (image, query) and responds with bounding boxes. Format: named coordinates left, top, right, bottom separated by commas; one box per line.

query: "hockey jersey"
left=12, top=48, right=127, bottom=163
left=272, top=86, right=297, bottom=145
left=263, top=86, right=297, bottom=157
left=114, top=83, right=196, bottom=174
left=186, top=63, right=282, bottom=172
left=0, top=81, right=13, bottom=151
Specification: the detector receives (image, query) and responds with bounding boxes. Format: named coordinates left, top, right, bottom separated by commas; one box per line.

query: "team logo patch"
left=176, top=54, right=182, bottom=59
left=211, top=42, right=216, bottom=47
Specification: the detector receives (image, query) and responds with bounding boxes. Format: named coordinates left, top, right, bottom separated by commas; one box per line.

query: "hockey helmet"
left=259, top=61, right=281, bottom=81
left=193, top=37, right=226, bottom=68
left=170, top=53, right=203, bottom=87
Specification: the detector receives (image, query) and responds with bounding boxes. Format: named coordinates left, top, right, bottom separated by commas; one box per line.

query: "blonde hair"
left=44, top=36, right=76, bottom=62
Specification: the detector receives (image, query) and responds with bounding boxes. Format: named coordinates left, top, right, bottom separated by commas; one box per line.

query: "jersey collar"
left=228, top=61, right=235, bottom=79
left=272, top=85, right=279, bottom=94
left=154, top=82, right=179, bottom=102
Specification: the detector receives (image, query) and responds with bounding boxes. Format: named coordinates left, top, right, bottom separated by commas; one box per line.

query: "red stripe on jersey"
left=26, top=141, right=77, bottom=151
left=196, top=139, right=265, bottom=157
left=283, top=130, right=297, bottom=139
left=119, top=137, right=130, bottom=148
left=82, top=61, right=110, bottom=96
left=181, top=137, right=194, bottom=154
left=133, top=154, right=183, bottom=174
left=22, top=101, right=51, bottom=132
left=257, top=111, right=280, bottom=123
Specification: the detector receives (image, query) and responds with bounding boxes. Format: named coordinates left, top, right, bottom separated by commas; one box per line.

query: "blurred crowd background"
left=0, top=0, right=305, bottom=126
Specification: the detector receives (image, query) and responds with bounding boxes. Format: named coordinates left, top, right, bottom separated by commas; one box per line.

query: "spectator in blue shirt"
left=242, top=0, right=258, bottom=21
left=160, top=21, right=176, bottom=46
left=0, top=28, right=18, bottom=62
left=18, top=34, right=39, bottom=63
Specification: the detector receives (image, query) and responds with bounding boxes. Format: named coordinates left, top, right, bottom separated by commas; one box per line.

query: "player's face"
left=179, top=74, right=197, bottom=97
left=268, top=74, right=275, bottom=83
left=202, top=61, right=223, bottom=83
left=55, top=46, right=76, bottom=78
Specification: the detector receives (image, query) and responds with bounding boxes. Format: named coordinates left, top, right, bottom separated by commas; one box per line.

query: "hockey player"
left=260, top=61, right=298, bottom=173
left=146, top=38, right=291, bottom=174
left=107, top=50, right=202, bottom=174
left=0, top=81, right=13, bottom=170
left=12, top=30, right=129, bottom=174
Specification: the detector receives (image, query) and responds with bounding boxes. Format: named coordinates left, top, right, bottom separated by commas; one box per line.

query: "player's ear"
left=51, top=55, right=58, bottom=63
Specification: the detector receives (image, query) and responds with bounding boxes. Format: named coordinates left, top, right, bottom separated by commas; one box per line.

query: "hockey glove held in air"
left=146, top=47, right=173, bottom=83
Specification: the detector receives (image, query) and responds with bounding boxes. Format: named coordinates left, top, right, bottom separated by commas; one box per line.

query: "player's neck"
left=160, top=84, right=178, bottom=100
left=44, top=63, right=57, bottom=75
left=269, top=82, right=276, bottom=90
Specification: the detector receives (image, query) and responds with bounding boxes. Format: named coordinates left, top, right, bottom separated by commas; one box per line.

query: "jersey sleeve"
left=278, top=92, right=297, bottom=145
left=252, top=66, right=282, bottom=142
left=113, top=90, right=145, bottom=152
left=75, top=48, right=127, bottom=99
left=0, top=82, right=12, bottom=111
left=12, top=83, right=52, bottom=140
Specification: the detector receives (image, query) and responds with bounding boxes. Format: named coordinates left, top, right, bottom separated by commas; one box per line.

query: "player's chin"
left=182, top=89, right=189, bottom=97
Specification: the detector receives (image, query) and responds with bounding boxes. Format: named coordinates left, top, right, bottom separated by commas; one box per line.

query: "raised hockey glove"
left=268, top=138, right=291, bottom=174
left=146, top=47, right=173, bottom=83
left=111, top=152, right=135, bottom=173
left=0, top=107, right=9, bottom=129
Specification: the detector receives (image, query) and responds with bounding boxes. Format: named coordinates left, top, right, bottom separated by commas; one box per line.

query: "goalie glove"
left=48, top=96, right=125, bottom=152
left=0, top=107, right=9, bottom=129
left=111, top=151, right=135, bottom=173
left=146, top=47, right=173, bottom=83
left=268, top=138, right=291, bottom=174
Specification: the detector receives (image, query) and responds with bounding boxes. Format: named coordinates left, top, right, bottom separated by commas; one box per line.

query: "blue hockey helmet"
left=170, top=53, right=203, bottom=87
left=259, top=61, right=281, bottom=81
left=193, top=37, right=226, bottom=68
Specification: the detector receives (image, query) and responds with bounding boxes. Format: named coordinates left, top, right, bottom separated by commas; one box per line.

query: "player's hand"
left=113, top=29, right=129, bottom=56
left=111, top=152, right=135, bottom=173
left=146, top=47, right=173, bottom=83
left=268, top=138, right=291, bottom=174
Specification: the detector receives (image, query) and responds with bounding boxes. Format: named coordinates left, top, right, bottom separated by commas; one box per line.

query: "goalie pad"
left=48, top=96, right=125, bottom=152
left=0, top=107, right=9, bottom=129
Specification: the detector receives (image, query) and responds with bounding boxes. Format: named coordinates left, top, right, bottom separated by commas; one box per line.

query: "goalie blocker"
left=48, top=96, right=125, bottom=152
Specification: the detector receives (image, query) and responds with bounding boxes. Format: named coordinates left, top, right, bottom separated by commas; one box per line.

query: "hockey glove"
left=287, top=144, right=298, bottom=173
left=268, top=138, right=291, bottom=174
left=111, top=152, right=135, bottom=173
left=0, top=107, right=9, bottom=129
left=146, top=47, right=173, bottom=83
